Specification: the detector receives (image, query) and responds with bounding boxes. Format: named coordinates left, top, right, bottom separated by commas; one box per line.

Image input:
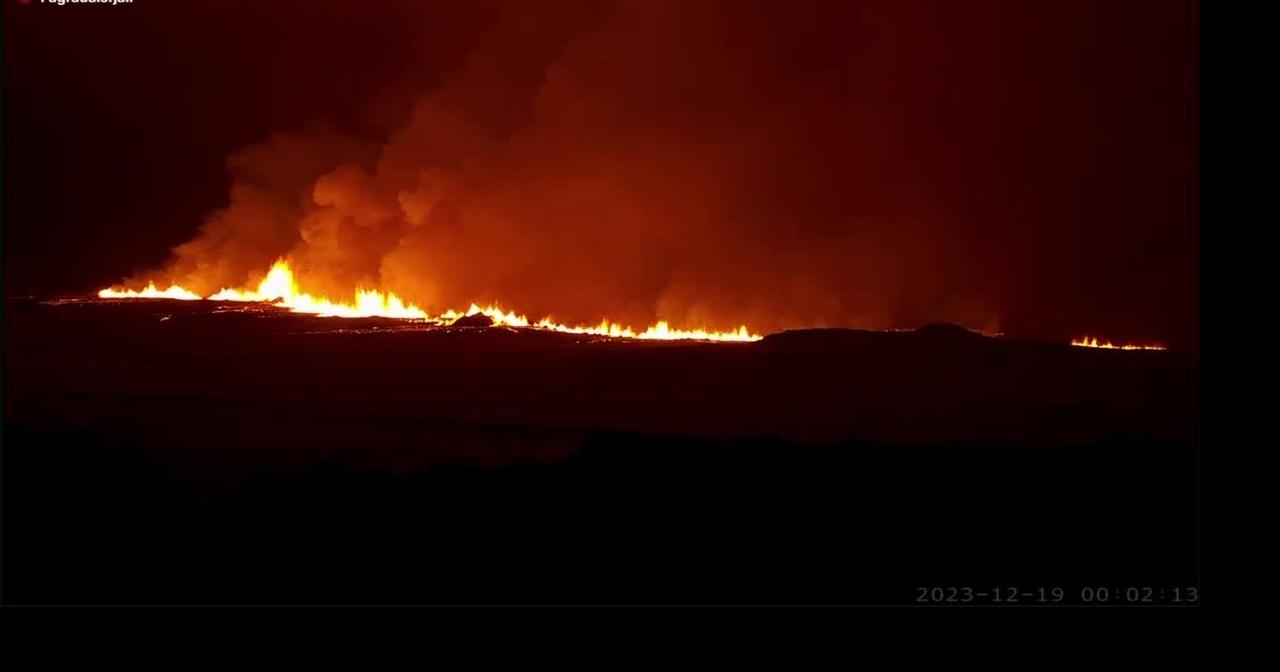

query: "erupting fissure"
left=1070, top=336, right=1167, bottom=351
left=99, top=260, right=761, bottom=342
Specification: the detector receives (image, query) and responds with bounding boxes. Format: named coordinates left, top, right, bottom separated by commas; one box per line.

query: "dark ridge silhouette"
left=760, top=327, right=891, bottom=351
left=450, top=312, right=495, bottom=328
left=763, top=323, right=984, bottom=352
left=911, top=322, right=985, bottom=342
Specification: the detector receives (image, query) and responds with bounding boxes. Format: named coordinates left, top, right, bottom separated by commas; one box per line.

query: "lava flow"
left=1071, top=336, right=1167, bottom=351
left=99, top=259, right=761, bottom=342
left=97, top=283, right=202, bottom=301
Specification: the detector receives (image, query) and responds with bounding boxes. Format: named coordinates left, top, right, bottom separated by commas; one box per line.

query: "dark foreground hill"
left=2, top=299, right=1198, bottom=604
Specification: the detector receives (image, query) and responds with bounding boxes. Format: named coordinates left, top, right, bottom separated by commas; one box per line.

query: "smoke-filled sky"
left=3, top=0, right=1197, bottom=345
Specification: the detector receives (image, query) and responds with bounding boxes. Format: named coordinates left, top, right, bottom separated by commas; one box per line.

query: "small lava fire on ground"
left=101, top=258, right=760, bottom=342
left=1070, top=336, right=1167, bottom=351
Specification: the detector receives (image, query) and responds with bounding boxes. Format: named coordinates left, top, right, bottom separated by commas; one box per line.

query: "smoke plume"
left=126, top=0, right=1191, bottom=339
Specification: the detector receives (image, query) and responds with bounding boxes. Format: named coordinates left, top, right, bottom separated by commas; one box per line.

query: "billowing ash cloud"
left=130, top=0, right=1189, bottom=339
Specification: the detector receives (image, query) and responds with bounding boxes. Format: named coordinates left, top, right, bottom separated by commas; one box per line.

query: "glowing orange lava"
left=1070, top=336, right=1166, bottom=351
left=98, top=283, right=202, bottom=301
left=99, top=259, right=762, bottom=342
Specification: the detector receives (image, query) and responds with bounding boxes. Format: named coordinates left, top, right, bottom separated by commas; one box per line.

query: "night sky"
left=3, top=0, right=1198, bottom=347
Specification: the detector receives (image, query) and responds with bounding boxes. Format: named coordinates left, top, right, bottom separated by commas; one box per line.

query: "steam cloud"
left=131, top=0, right=1188, bottom=338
